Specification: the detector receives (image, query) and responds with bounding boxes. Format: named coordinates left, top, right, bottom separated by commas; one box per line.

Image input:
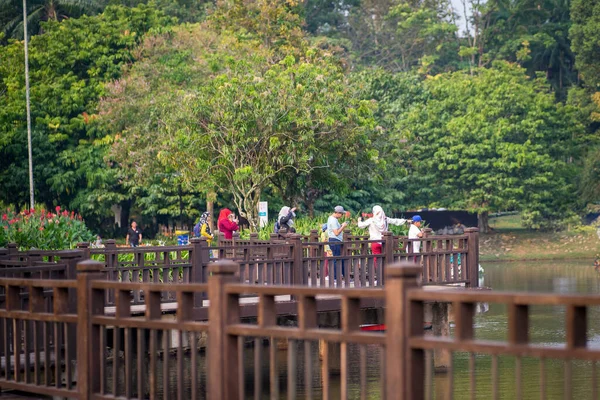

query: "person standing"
left=199, top=212, right=214, bottom=245
left=275, top=206, right=297, bottom=233
left=126, top=221, right=142, bottom=247
left=358, top=205, right=409, bottom=267
left=407, top=215, right=424, bottom=257
left=327, top=205, right=348, bottom=284
left=217, top=208, right=239, bottom=240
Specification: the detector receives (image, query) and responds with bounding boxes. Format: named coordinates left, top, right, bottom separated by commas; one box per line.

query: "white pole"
left=23, top=0, right=34, bottom=209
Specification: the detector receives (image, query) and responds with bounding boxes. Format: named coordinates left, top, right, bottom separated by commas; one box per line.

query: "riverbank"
left=480, top=214, right=600, bottom=262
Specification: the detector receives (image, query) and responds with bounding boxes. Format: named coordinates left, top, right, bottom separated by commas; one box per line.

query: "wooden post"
left=26, top=248, right=43, bottom=267
left=422, top=228, right=433, bottom=284
left=342, top=229, right=351, bottom=286
left=76, top=259, right=105, bottom=400
left=207, top=260, right=239, bottom=399
left=7, top=243, right=18, bottom=258
left=59, top=249, right=86, bottom=369
left=465, top=228, right=479, bottom=288
left=382, top=232, right=394, bottom=286
left=431, top=302, right=451, bottom=372
left=76, top=242, right=91, bottom=260
left=191, top=237, right=210, bottom=305
left=385, top=261, right=422, bottom=400
left=290, top=234, right=304, bottom=286
left=104, top=239, right=117, bottom=272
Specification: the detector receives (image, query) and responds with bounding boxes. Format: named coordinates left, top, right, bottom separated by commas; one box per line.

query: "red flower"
left=47, top=212, right=52, bottom=219
left=39, top=227, right=44, bottom=231
left=2, top=214, right=7, bottom=221
left=345, top=211, right=351, bottom=218
left=30, top=208, right=35, bottom=214
left=71, top=211, right=75, bottom=218
left=55, top=206, right=61, bottom=212
left=62, top=210, right=68, bottom=217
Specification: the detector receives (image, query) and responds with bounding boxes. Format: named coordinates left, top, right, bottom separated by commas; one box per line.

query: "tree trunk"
left=233, top=188, right=262, bottom=232
left=478, top=211, right=489, bottom=233
left=307, top=199, right=315, bottom=218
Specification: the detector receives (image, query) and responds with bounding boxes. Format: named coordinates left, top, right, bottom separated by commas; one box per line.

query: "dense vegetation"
left=1, top=0, right=599, bottom=236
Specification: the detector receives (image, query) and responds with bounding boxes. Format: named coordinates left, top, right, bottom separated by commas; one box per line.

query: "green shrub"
left=0, top=206, right=95, bottom=250
left=239, top=214, right=411, bottom=239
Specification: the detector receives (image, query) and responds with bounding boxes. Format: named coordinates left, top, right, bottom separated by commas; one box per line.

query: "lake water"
left=108, top=260, right=600, bottom=399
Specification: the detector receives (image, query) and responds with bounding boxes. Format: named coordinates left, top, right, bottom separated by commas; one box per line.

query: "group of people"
left=127, top=205, right=424, bottom=264
left=192, top=208, right=241, bottom=244
left=321, top=205, right=423, bottom=281
left=193, top=204, right=423, bottom=283
left=191, top=205, right=423, bottom=250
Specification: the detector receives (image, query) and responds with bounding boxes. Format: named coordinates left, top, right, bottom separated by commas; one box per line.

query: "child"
left=320, top=223, right=332, bottom=278
left=198, top=212, right=214, bottom=245
left=407, top=215, right=424, bottom=261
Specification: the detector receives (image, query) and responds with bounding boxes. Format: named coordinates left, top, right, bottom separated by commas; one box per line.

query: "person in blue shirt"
left=327, top=205, right=348, bottom=284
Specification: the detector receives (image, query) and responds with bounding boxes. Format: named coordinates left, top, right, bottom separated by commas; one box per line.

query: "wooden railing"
left=403, top=285, right=600, bottom=400
left=0, top=260, right=599, bottom=399
left=0, top=228, right=480, bottom=294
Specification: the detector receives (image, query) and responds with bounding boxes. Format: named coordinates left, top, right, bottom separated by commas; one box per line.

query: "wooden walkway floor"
left=0, top=392, right=48, bottom=399
left=102, top=283, right=472, bottom=317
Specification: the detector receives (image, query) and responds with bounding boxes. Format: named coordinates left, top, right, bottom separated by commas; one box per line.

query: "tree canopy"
left=397, top=62, right=584, bottom=231
left=1, top=0, right=599, bottom=235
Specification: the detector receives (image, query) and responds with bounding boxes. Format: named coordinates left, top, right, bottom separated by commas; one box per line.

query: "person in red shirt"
left=217, top=208, right=239, bottom=239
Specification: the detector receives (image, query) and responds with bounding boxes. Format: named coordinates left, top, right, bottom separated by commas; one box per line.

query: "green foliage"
left=570, top=0, right=600, bottom=89
left=579, top=147, right=600, bottom=204
left=302, top=0, right=360, bottom=36
left=102, top=17, right=376, bottom=230
left=0, top=0, right=106, bottom=42
left=238, top=214, right=410, bottom=240
left=0, top=206, right=95, bottom=250
left=0, top=4, right=175, bottom=224
left=478, top=0, right=576, bottom=96
left=397, top=62, right=585, bottom=230
left=346, top=0, right=459, bottom=73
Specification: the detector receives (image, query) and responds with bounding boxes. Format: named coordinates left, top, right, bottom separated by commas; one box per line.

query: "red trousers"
left=371, top=242, right=382, bottom=268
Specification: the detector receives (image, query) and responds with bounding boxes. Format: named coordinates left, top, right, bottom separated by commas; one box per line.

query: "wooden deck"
left=102, top=282, right=475, bottom=318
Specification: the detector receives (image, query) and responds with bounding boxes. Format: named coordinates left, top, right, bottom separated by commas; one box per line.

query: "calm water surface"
left=109, top=260, right=600, bottom=399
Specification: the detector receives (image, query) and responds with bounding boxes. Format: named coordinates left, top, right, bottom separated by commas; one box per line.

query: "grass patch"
left=481, top=215, right=600, bottom=262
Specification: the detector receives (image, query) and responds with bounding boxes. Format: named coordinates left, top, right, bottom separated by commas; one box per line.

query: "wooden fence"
left=0, top=228, right=480, bottom=297
left=0, top=260, right=599, bottom=399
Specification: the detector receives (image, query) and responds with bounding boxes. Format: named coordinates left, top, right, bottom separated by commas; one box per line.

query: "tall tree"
left=396, top=62, right=585, bottom=231
left=102, top=22, right=376, bottom=229
left=0, top=4, right=174, bottom=217
left=474, top=0, right=576, bottom=96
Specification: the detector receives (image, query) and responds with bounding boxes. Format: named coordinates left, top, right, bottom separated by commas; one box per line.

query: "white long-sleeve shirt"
left=357, top=217, right=407, bottom=241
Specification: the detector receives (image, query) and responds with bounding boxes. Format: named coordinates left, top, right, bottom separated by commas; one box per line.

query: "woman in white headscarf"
left=358, top=205, right=409, bottom=265
left=275, top=206, right=297, bottom=233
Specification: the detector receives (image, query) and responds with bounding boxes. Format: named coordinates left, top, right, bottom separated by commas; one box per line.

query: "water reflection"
left=442, top=260, right=600, bottom=399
